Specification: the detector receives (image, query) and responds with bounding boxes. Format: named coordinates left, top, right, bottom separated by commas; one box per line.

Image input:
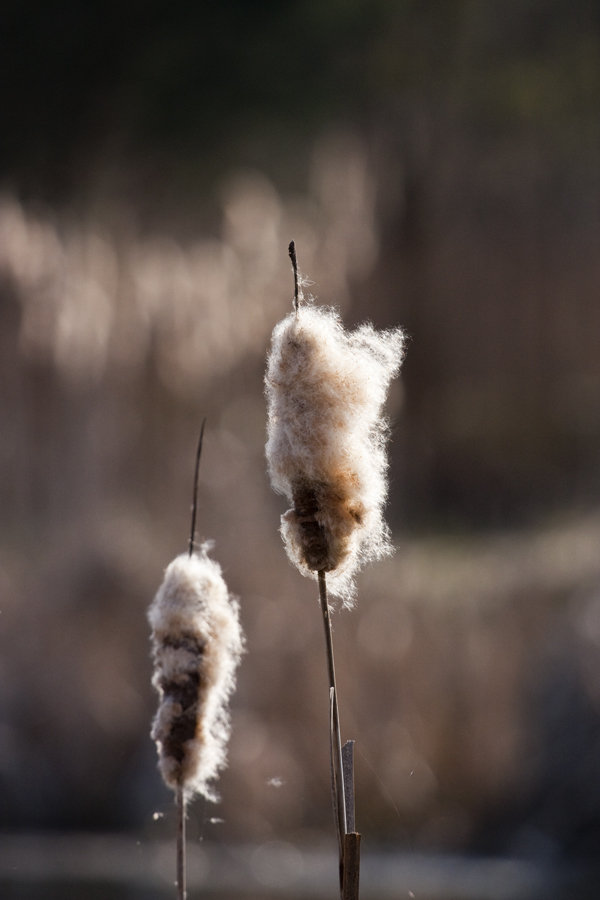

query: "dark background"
left=2, top=0, right=600, bottom=889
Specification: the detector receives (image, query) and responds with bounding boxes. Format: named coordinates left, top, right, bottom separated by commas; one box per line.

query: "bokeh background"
left=2, top=1, right=600, bottom=897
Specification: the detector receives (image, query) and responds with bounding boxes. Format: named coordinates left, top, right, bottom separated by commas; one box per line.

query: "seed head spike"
left=188, top=418, right=207, bottom=557
left=289, top=240, right=299, bottom=313
left=265, top=296, right=406, bottom=603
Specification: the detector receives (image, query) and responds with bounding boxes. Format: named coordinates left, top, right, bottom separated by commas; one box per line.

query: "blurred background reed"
left=1, top=1, right=600, bottom=897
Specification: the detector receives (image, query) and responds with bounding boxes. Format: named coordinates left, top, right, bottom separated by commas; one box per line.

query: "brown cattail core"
left=291, top=480, right=333, bottom=572
left=157, top=633, right=206, bottom=769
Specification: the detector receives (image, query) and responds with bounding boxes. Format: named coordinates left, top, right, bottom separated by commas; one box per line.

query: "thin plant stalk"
left=173, top=418, right=205, bottom=900
left=342, top=741, right=356, bottom=832
left=318, top=571, right=347, bottom=870
left=288, top=240, right=300, bottom=314
left=342, top=833, right=361, bottom=900
left=149, top=419, right=244, bottom=900
left=266, top=244, right=388, bottom=899
left=173, top=418, right=206, bottom=900
left=188, top=418, right=206, bottom=558
left=176, top=783, right=187, bottom=900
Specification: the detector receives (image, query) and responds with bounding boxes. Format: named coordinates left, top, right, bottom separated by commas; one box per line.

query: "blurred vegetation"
left=4, top=1, right=600, bottom=201
left=2, top=0, right=600, bottom=883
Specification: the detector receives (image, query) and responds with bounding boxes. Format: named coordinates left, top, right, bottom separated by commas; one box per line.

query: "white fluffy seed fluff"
left=265, top=303, right=405, bottom=604
left=148, top=548, right=244, bottom=802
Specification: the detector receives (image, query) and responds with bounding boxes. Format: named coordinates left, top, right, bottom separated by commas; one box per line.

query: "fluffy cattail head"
left=148, top=547, right=244, bottom=802
left=265, top=302, right=405, bottom=604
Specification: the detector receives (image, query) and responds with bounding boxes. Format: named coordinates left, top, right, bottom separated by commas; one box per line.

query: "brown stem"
left=342, top=742, right=361, bottom=899
left=342, top=741, right=356, bottom=833
left=289, top=240, right=300, bottom=313
left=176, top=783, right=187, bottom=900
left=188, top=418, right=206, bottom=557
left=318, top=570, right=347, bottom=878
left=342, top=832, right=361, bottom=900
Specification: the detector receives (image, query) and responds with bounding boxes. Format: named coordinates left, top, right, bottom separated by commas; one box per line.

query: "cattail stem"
left=188, top=418, right=206, bottom=558
left=150, top=428, right=244, bottom=900
left=342, top=741, right=356, bottom=832
left=178, top=417, right=203, bottom=899
left=176, top=783, right=187, bottom=900
left=318, top=571, right=347, bottom=870
left=342, top=741, right=361, bottom=900
left=342, top=832, right=361, bottom=900
left=288, top=240, right=299, bottom=313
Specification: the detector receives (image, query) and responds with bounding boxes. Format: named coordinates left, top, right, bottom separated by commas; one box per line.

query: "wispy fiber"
left=265, top=301, right=405, bottom=604
left=148, top=548, right=244, bottom=802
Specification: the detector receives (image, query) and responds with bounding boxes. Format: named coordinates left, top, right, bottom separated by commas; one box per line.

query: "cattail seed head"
left=265, top=303, right=405, bottom=604
left=148, top=547, right=244, bottom=802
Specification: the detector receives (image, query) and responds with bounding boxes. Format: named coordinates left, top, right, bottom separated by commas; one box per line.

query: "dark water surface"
left=1, top=833, right=599, bottom=900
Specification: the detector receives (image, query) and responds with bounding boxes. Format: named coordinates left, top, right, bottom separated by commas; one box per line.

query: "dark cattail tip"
left=188, top=418, right=207, bottom=557
left=288, top=241, right=299, bottom=312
